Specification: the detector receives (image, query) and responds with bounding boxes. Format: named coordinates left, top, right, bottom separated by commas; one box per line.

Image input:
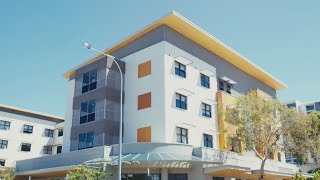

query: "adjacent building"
left=14, top=11, right=299, bottom=180
left=0, top=104, right=64, bottom=168
left=284, top=100, right=320, bottom=165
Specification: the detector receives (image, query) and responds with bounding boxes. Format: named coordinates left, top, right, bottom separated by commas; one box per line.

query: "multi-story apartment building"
left=285, top=100, right=320, bottom=114
left=14, top=12, right=300, bottom=180
left=0, top=104, right=64, bottom=168
left=284, top=100, right=320, bottom=165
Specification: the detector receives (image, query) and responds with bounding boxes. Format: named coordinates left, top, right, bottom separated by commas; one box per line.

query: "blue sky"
left=0, top=1, right=319, bottom=117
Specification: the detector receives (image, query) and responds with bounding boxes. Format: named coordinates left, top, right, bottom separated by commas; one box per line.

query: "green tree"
left=294, top=172, right=306, bottom=180
left=0, top=167, right=15, bottom=180
left=313, top=172, right=320, bottom=180
left=67, top=165, right=109, bottom=180
left=225, top=90, right=308, bottom=180
left=306, top=111, right=320, bottom=163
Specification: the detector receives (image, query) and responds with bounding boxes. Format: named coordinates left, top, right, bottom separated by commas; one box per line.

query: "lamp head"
left=82, top=42, right=91, bottom=49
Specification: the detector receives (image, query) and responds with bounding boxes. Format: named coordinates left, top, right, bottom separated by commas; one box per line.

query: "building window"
left=176, top=127, right=188, bottom=144
left=306, top=104, right=315, bottom=112
left=23, top=125, right=33, bottom=134
left=175, top=93, right=187, bottom=110
left=82, top=69, right=97, bottom=93
left=78, top=131, right=95, bottom=150
left=0, top=159, right=5, bottom=167
left=80, top=100, right=96, bottom=124
left=57, top=146, right=62, bottom=154
left=219, top=80, right=232, bottom=94
left=228, top=138, right=241, bottom=153
left=203, top=134, right=213, bottom=148
left=45, top=129, right=54, bottom=137
left=43, top=146, right=52, bottom=155
left=201, top=74, right=210, bottom=88
left=278, top=152, right=282, bottom=162
left=21, top=143, right=31, bottom=152
left=226, top=84, right=231, bottom=94
left=202, top=103, right=212, bottom=118
left=0, top=140, right=8, bottom=149
left=169, top=174, right=188, bottom=180
left=219, top=80, right=224, bottom=91
left=0, top=120, right=10, bottom=130
left=175, top=61, right=186, bottom=78
left=58, top=129, right=63, bottom=137
left=287, top=103, right=296, bottom=109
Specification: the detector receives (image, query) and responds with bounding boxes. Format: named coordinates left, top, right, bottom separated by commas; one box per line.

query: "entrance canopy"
left=84, top=152, right=214, bottom=168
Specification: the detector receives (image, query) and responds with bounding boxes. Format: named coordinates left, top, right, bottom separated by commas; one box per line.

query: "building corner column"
left=161, top=168, right=168, bottom=180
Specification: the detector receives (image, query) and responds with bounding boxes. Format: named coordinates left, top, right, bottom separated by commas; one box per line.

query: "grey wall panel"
left=111, top=25, right=276, bottom=97
left=162, top=25, right=277, bottom=97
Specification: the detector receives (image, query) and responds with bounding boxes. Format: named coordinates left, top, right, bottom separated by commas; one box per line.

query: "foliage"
left=294, top=172, right=306, bottom=180
left=67, top=165, right=109, bottom=180
left=0, top=167, right=15, bottom=180
left=313, top=172, right=320, bottom=180
left=225, top=90, right=309, bottom=180
left=306, top=111, right=320, bottom=163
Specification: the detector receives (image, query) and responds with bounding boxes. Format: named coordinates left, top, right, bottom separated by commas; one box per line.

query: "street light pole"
left=83, top=43, right=123, bottom=180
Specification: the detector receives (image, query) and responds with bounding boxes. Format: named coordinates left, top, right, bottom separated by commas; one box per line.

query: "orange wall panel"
left=137, top=126, right=151, bottom=142
left=138, top=60, right=152, bottom=78
left=138, top=92, right=152, bottom=110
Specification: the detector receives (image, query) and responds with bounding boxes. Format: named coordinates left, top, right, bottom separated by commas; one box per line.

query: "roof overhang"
left=64, top=11, right=287, bottom=90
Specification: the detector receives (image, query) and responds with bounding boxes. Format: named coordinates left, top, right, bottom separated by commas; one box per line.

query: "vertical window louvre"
left=175, top=93, right=187, bottom=110
left=78, top=131, right=95, bottom=150
left=0, top=120, right=10, bottom=130
left=23, top=125, right=33, bottom=134
left=200, top=74, right=210, bottom=88
left=203, top=134, right=213, bottom=148
left=82, top=69, right=98, bottom=93
left=0, top=140, right=8, bottom=149
left=176, top=127, right=188, bottom=144
left=202, top=103, right=212, bottom=118
left=80, top=100, right=96, bottom=124
left=174, top=61, right=186, bottom=78
left=44, top=129, right=54, bottom=137
left=21, top=143, right=31, bottom=152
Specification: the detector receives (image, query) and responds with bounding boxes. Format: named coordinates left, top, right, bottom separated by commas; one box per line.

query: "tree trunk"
left=259, top=158, right=267, bottom=180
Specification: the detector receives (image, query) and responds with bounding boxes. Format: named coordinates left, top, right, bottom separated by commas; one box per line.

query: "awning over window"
left=200, top=69, right=215, bottom=77
left=175, top=88, right=194, bottom=96
left=174, top=56, right=193, bottom=65
left=221, top=76, right=237, bottom=85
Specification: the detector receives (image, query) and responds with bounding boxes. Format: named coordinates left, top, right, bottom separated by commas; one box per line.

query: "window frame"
left=21, top=143, right=31, bottom=152
left=175, top=93, right=187, bottom=110
left=58, top=128, right=63, bottom=137
left=57, top=146, right=62, bottom=154
left=80, top=99, right=96, bottom=124
left=0, top=159, right=5, bottom=167
left=202, top=103, right=212, bottom=118
left=23, top=125, right=33, bottom=134
left=78, top=131, right=95, bottom=150
left=218, top=80, right=225, bottom=91
left=0, top=139, right=8, bottom=149
left=174, top=61, right=186, bottom=78
left=81, top=69, right=98, bottom=94
left=176, top=127, right=188, bottom=144
left=203, top=134, right=213, bottom=148
left=43, top=146, right=53, bottom=155
left=200, top=74, right=210, bottom=88
left=0, top=120, right=10, bottom=130
left=44, top=129, right=54, bottom=137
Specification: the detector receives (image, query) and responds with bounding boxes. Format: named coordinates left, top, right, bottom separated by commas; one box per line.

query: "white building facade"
left=13, top=12, right=302, bottom=180
left=0, top=104, right=64, bottom=167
